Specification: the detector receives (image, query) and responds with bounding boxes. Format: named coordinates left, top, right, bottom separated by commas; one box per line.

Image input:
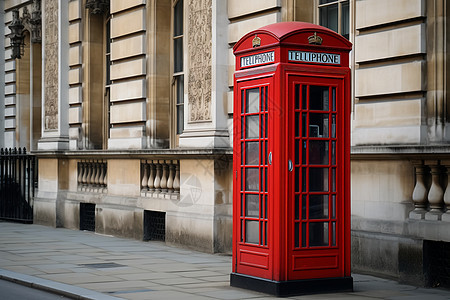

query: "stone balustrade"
left=410, top=160, right=450, bottom=221
left=140, top=160, right=180, bottom=199
left=77, top=160, right=107, bottom=193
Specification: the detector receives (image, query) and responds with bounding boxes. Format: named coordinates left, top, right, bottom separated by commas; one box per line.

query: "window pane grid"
left=293, top=84, right=338, bottom=250
left=240, top=86, right=269, bottom=247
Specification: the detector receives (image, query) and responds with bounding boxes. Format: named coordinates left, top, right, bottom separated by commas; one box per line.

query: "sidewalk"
left=1, top=222, right=450, bottom=300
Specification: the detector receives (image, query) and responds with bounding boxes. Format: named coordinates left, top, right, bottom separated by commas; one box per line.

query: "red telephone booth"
left=231, top=22, right=352, bottom=296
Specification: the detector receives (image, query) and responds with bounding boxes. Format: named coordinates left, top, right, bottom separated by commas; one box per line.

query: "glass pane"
left=246, top=88, right=259, bottom=113
left=331, top=141, right=336, bottom=165
left=309, top=222, right=329, bottom=247
left=240, top=193, right=243, bottom=216
left=302, top=113, right=307, bottom=137
left=240, top=142, right=244, bottom=165
left=341, top=1, right=350, bottom=39
left=176, top=75, right=184, bottom=104
left=265, top=115, right=268, bottom=138
left=240, top=219, right=243, bottom=242
left=264, top=86, right=268, bottom=112
left=295, top=112, right=299, bottom=137
left=302, top=85, right=307, bottom=110
left=332, top=222, right=336, bottom=246
left=302, top=223, right=307, bottom=247
left=245, top=194, right=259, bottom=217
left=240, top=116, right=244, bottom=140
left=332, top=195, right=336, bottom=219
left=320, top=4, right=338, bottom=33
left=310, top=113, right=329, bottom=138
left=264, top=221, right=268, bottom=245
left=332, top=168, right=336, bottom=192
left=295, top=140, right=300, bottom=164
left=309, top=168, right=329, bottom=192
left=176, top=104, right=184, bottom=134
left=295, top=85, right=300, bottom=109
left=174, top=0, right=183, bottom=36
left=332, top=87, right=336, bottom=111
left=309, top=140, right=329, bottom=165
left=174, top=38, right=183, bottom=73
left=310, top=86, right=329, bottom=111
left=245, top=220, right=259, bottom=244
left=295, top=168, right=299, bottom=192
left=320, top=0, right=336, bottom=4
left=245, top=142, right=259, bottom=165
left=246, top=115, right=259, bottom=139
left=332, top=115, right=336, bottom=138
left=302, top=141, right=307, bottom=164
left=309, top=194, right=329, bottom=219
left=264, top=195, right=268, bottom=219
left=260, top=196, right=263, bottom=218
left=245, top=168, right=259, bottom=191
left=241, top=90, right=245, bottom=114
left=302, top=195, right=307, bottom=220
left=295, top=222, right=299, bottom=248
left=295, top=194, right=300, bottom=220
left=302, top=168, right=307, bottom=192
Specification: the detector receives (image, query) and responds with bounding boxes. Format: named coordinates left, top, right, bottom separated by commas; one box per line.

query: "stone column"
left=38, top=0, right=69, bottom=150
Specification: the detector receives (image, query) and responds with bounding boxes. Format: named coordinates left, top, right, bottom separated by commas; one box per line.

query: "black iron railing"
left=0, top=148, right=37, bottom=223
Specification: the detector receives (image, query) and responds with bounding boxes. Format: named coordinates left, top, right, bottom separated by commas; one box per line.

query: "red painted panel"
left=240, top=249, right=270, bottom=269
left=293, top=254, right=338, bottom=271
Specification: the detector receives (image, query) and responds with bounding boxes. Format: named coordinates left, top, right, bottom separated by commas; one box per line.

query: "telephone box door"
left=234, top=75, right=273, bottom=279
left=288, top=74, right=348, bottom=280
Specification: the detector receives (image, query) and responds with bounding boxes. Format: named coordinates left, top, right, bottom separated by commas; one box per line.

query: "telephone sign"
left=231, top=22, right=353, bottom=296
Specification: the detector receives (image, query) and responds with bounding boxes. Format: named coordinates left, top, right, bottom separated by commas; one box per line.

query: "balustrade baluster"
left=154, top=160, right=161, bottom=192
left=161, top=160, right=168, bottom=193
left=409, top=160, right=428, bottom=220
left=141, top=161, right=149, bottom=191
left=173, top=162, right=180, bottom=194
left=148, top=162, right=155, bottom=192
left=442, top=160, right=450, bottom=221
left=425, top=160, right=444, bottom=221
left=94, top=161, right=101, bottom=186
left=102, top=161, right=107, bottom=192
left=167, top=161, right=175, bottom=193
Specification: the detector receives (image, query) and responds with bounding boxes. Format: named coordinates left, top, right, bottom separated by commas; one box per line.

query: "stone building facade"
left=2, top=0, right=450, bottom=287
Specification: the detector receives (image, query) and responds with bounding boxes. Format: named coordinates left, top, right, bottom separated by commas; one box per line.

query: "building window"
left=318, top=0, right=349, bottom=39
left=173, top=0, right=184, bottom=136
left=104, top=15, right=111, bottom=146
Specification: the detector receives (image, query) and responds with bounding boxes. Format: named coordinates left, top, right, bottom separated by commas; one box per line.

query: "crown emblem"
left=308, top=32, right=323, bottom=45
left=252, top=35, right=261, bottom=48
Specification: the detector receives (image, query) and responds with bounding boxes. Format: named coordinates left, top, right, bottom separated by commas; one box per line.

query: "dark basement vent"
left=80, top=203, right=96, bottom=232
left=424, top=240, right=450, bottom=288
left=144, top=210, right=166, bottom=241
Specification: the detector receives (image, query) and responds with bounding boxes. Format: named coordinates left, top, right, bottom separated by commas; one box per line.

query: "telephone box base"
left=230, top=273, right=353, bottom=296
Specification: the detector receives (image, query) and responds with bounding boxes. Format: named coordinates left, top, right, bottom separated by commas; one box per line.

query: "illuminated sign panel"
left=241, top=51, right=275, bottom=68
left=288, top=50, right=340, bottom=65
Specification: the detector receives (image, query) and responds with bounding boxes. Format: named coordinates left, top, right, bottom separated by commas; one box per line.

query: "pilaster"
left=38, top=0, right=69, bottom=150
left=179, top=0, right=229, bottom=148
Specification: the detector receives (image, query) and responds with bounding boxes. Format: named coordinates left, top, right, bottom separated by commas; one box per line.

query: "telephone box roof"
left=233, top=22, right=352, bottom=53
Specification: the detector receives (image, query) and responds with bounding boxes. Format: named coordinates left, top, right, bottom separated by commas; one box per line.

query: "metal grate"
left=143, top=210, right=166, bottom=241
left=80, top=203, right=96, bottom=232
left=424, top=240, right=450, bottom=288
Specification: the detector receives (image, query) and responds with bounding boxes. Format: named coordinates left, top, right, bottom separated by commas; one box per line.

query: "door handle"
left=268, top=152, right=272, bottom=165
left=288, top=160, right=293, bottom=172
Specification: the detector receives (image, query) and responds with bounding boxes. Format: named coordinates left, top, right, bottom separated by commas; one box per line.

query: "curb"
left=0, top=269, right=123, bottom=300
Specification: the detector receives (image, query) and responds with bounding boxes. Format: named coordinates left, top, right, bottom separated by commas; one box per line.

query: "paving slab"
left=1, top=222, right=450, bottom=300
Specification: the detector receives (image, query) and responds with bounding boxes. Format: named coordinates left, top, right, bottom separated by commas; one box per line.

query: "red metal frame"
left=233, top=22, right=352, bottom=284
